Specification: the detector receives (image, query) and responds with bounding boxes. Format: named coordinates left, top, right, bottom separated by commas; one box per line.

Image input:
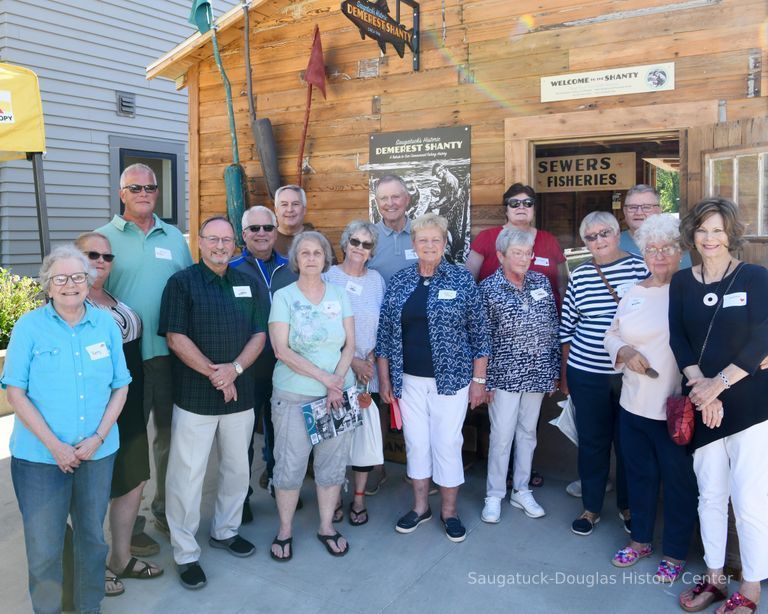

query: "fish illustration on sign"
left=341, top=0, right=416, bottom=59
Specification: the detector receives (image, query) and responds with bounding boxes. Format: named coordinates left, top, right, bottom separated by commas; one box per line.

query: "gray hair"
left=410, top=213, right=448, bottom=242
left=634, top=213, right=681, bottom=252
left=120, top=163, right=156, bottom=187
left=624, top=184, right=659, bottom=204
left=579, top=211, right=620, bottom=241
left=375, top=174, right=408, bottom=196
left=288, top=231, right=333, bottom=274
left=74, top=231, right=110, bottom=252
left=496, top=227, right=534, bottom=253
left=274, top=184, right=307, bottom=208
left=341, top=220, right=378, bottom=258
left=39, top=244, right=96, bottom=294
left=242, top=205, right=277, bottom=228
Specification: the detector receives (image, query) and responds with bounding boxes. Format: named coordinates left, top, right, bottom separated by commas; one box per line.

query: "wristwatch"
left=232, top=361, right=243, bottom=376
left=471, top=376, right=486, bottom=385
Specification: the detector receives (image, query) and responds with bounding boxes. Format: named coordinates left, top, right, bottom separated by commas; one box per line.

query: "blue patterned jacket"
left=376, top=259, right=490, bottom=398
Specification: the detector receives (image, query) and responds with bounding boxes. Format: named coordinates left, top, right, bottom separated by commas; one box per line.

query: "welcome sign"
left=541, top=63, right=675, bottom=102
left=535, top=152, right=636, bottom=192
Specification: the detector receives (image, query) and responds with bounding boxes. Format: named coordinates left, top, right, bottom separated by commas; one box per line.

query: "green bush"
left=0, top=268, right=44, bottom=350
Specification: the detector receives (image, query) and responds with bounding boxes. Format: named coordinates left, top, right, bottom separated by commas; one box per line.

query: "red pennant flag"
left=305, top=25, right=327, bottom=99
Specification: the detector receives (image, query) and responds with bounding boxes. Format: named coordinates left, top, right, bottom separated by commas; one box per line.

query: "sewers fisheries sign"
left=541, top=63, right=674, bottom=102
left=535, top=152, right=636, bottom=193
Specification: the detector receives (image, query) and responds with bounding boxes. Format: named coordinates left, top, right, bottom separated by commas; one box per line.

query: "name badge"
left=616, top=282, right=635, bottom=298
left=85, top=342, right=110, bottom=361
left=154, top=247, right=172, bottom=260
left=322, top=301, right=342, bottom=317
left=345, top=280, right=363, bottom=296
left=404, top=249, right=418, bottom=260
left=533, top=256, right=550, bottom=267
left=530, top=288, right=548, bottom=301
left=233, top=286, right=252, bottom=298
left=723, top=292, right=747, bottom=308
left=629, top=297, right=645, bottom=310
left=438, top=289, right=457, bottom=300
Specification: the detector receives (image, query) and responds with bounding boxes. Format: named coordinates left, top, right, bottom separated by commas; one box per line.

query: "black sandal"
left=116, top=557, right=163, bottom=580
left=348, top=502, right=368, bottom=526
left=270, top=536, right=293, bottom=562
left=317, top=531, right=349, bottom=557
left=332, top=502, right=343, bottom=523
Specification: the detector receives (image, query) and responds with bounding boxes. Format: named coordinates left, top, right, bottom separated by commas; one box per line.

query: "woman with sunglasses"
left=560, top=211, right=648, bottom=536
left=1, top=244, right=130, bottom=613
left=75, top=232, right=163, bottom=592
left=466, top=183, right=567, bottom=310
left=324, top=220, right=386, bottom=526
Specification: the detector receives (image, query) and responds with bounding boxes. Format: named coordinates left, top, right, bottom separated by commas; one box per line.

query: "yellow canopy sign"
left=0, top=62, right=46, bottom=161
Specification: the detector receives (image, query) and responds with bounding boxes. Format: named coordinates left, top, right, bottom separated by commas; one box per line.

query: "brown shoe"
left=130, top=532, right=160, bottom=557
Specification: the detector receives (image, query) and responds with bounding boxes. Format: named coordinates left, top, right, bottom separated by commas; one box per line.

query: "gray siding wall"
left=0, top=0, right=237, bottom=275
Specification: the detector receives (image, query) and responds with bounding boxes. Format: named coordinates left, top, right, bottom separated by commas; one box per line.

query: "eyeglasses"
left=244, top=224, right=275, bottom=233
left=85, top=251, right=115, bottom=263
left=584, top=229, right=614, bottom=242
left=122, top=184, right=158, bottom=194
left=507, top=249, right=533, bottom=259
left=200, top=235, right=235, bottom=246
left=625, top=204, right=660, bottom=213
left=643, top=245, right=679, bottom=258
left=49, top=272, right=88, bottom=286
left=505, top=198, right=535, bottom=209
left=348, top=237, right=374, bottom=250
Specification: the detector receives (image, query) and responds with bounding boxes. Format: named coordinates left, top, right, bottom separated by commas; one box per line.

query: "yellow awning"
left=0, top=62, right=46, bottom=162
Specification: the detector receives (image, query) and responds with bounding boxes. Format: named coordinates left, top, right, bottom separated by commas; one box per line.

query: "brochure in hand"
left=302, top=386, right=363, bottom=445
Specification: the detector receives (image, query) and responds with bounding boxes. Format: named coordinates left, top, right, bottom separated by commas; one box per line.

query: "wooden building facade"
left=147, top=0, right=768, bottom=263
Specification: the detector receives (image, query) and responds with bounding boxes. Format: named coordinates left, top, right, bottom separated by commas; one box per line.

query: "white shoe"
left=481, top=496, right=501, bottom=523
left=509, top=490, right=546, bottom=518
left=565, top=479, right=613, bottom=498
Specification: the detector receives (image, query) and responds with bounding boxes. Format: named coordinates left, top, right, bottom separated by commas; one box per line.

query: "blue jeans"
left=567, top=365, right=628, bottom=515
left=11, top=454, right=115, bottom=614
left=620, top=408, right=698, bottom=559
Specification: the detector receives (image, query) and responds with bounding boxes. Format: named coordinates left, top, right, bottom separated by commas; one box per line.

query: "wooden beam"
left=188, top=64, right=201, bottom=261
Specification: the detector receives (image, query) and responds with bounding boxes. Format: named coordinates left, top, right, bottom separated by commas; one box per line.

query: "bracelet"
left=94, top=431, right=105, bottom=444
left=471, top=376, right=486, bottom=385
left=718, top=371, right=731, bottom=389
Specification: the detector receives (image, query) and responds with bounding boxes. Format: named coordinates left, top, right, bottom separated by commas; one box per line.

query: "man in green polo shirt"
left=96, top=163, right=192, bottom=547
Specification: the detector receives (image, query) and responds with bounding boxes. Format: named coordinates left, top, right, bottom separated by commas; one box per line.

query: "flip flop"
left=105, top=569, right=125, bottom=597
left=116, top=556, right=164, bottom=580
left=270, top=536, right=293, bottom=562
left=348, top=502, right=369, bottom=526
left=679, top=581, right=728, bottom=612
left=332, top=503, right=344, bottom=523
left=317, top=531, right=349, bottom=557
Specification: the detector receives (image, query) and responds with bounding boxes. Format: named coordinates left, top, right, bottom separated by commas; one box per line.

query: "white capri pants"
left=165, top=405, right=254, bottom=565
left=693, top=418, right=768, bottom=582
left=486, top=390, right=544, bottom=498
left=400, top=374, right=469, bottom=488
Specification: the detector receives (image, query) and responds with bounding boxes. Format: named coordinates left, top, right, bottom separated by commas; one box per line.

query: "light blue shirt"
left=1, top=302, right=131, bottom=464
left=619, top=230, right=692, bottom=269
left=368, top=219, right=416, bottom=285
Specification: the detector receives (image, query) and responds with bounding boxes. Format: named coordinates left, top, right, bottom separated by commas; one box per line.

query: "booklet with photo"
left=302, top=386, right=363, bottom=445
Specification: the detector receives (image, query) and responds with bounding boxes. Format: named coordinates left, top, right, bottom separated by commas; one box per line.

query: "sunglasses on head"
left=349, top=237, right=374, bottom=250
left=245, top=224, right=276, bottom=233
left=122, top=184, right=158, bottom=194
left=506, top=198, right=535, bottom=209
left=85, top=251, right=115, bottom=262
left=584, top=229, right=614, bottom=242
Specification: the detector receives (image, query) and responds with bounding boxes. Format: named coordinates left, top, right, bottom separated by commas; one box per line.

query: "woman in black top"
left=669, top=197, right=768, bottom=614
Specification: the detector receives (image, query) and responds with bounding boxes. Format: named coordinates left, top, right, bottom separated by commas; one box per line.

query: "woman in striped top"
left=559, top=212, right=648, bottom=537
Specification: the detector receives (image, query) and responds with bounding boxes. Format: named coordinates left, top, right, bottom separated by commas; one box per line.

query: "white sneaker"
left=565, top=479, right=613, bottom=498
left=481, top=496, right=501, bottom=523
left=509, top=490, right=546, bottom=518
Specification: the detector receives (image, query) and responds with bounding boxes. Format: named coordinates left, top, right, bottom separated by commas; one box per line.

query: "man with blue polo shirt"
left=95, top=163, right=192, bottom=549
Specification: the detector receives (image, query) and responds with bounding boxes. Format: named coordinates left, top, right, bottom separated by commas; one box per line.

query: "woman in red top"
left=466, top=183, right=567, bottom=309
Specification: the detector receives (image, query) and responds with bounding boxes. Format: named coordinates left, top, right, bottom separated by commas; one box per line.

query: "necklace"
left=421, top=276, right=431, bottom=286
left=701, top=259, right=733, bottom=307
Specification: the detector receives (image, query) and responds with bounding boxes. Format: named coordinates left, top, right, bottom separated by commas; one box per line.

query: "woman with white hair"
left=603, top=214, right=697, bottom=581
left=479, top=227, right=560, bottom=524
left=1, top=245, right=130, bottom=613
left=560, top=211, right=648, bottom=536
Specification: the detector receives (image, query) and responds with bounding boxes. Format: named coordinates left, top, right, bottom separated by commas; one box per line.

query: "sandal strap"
left=722, top=592, right=757, bottom=612
left=692, top=581, right=728, bottom=600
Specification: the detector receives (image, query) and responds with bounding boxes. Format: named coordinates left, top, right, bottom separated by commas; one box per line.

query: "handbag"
left=666, top=263, right=743, bottom=445
left=349, top=397, right=384, bottom=466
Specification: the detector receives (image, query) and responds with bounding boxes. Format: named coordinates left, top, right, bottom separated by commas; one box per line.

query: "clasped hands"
left=208, top=362, right=238, bottom=403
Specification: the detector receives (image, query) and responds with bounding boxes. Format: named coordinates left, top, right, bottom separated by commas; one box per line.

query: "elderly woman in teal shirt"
left=1, top=245, right=130, bottom=614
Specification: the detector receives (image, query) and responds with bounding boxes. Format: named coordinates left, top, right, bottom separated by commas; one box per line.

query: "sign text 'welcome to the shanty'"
left=535, top=152, right=636, bottom=192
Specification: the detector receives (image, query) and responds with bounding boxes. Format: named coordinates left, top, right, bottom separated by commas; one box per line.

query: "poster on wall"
left=368, top=126, right=471, bottom=263
left=541, top=62, right=675, bottom=102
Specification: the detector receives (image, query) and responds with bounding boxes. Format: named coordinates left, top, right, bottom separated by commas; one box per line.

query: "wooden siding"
left=174, top=0, right=768, bottom=253
left=0, top=0, right=240, bottom=275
